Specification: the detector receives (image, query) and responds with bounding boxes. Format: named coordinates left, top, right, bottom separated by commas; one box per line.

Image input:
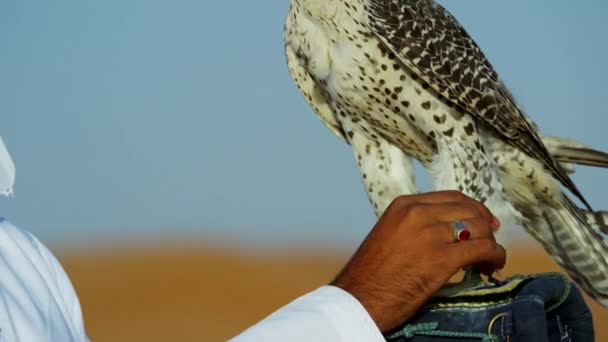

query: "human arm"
left=232, top=191, right=504, bottom=341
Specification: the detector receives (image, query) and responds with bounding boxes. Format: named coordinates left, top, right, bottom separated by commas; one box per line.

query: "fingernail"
left=492, top=215, right=501, bottom=229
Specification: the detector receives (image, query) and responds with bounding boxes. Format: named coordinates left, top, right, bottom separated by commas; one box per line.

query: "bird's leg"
left=461, top=266, right=483, bottom=287
left=434, top=266, right=485, bottom=298
left=344, top=127, right=418, bottom=217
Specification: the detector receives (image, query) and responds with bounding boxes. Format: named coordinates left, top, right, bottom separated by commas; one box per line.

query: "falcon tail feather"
left=541, top=135, right=608, bottom=168
left=541, top=196, right=608, bottom=306
left=582, top=210, right=608, bottom=235
left=553, top=147, right=608, bottom=169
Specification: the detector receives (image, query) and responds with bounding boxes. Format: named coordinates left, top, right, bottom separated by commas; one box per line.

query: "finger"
left=392, top=191, right=470, bottom=208
left=445, top=239, right=506, bottom=272
left=403, top=202, right=487, bottom=225
left=423, top=217, right=495, bottom=244
left=391, top=191, right=499, bottom=230
left=462, top=199, right=500, bottom=231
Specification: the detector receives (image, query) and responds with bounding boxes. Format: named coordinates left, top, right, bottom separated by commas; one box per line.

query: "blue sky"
left=1, top=1, right=607, bottom=249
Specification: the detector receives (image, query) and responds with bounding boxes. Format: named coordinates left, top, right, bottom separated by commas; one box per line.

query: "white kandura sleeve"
left=230, top=285, right=385, bottom=342
left=0, top=218, right=88, bottom=341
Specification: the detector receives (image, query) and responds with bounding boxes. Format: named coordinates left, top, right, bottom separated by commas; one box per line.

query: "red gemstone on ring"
left=458, top=229, right=471, bottom=241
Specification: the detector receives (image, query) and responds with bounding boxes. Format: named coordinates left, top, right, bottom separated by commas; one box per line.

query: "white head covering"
left=0, top=135, right=15, bottom=196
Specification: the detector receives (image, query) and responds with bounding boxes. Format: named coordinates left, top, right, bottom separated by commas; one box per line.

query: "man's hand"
left=331, top=191, right=505, bottom=332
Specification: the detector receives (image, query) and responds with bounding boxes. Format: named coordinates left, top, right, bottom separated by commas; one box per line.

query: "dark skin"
left=332, top=191, right=505, bottom=332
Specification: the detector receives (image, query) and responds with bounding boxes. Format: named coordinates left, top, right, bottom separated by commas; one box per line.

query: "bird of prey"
left=284, top=0, right=608, bottom=305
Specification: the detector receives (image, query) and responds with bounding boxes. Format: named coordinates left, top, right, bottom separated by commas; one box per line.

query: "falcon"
left=284, top=0, right=608, bottom=305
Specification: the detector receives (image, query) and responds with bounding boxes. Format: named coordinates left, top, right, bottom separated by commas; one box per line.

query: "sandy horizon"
left=59, top=242, right=607, bottom=341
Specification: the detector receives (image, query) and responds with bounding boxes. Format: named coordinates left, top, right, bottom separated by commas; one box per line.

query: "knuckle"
left=453, top=205, right=477, bottom=221
left=392, top=195, right=411, bottom=209
left=385, top=197, right=407, bottom=215
left=406, top=203, right=427, bottom=218
left=443, top=190, right=467, bottom=200
left=463, top=202, right=482, bottom=216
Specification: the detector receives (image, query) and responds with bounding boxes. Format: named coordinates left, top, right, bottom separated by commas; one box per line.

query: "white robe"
left=231, top=286, right=384, bottom=342
left=0, top=219, right=88, bottom=341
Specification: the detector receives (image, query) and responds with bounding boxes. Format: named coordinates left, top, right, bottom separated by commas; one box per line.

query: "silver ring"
left=454, top=221, right=471, bottom=242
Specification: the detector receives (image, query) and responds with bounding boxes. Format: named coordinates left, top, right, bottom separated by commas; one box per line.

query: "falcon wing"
left=365, top=0, right=591, bottom=208
left=285, top=43, right=347, bottom=143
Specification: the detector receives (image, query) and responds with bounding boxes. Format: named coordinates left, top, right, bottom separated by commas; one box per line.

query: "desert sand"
left=59, top=242, right=607, bottom=341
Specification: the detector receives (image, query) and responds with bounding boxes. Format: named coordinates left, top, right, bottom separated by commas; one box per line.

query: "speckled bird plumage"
left=284, top=0, right=608, bottom=305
